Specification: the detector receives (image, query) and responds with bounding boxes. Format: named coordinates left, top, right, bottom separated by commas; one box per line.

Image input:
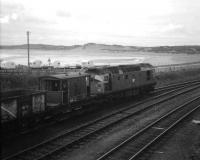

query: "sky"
left=1, top=0, right=200, bottom=46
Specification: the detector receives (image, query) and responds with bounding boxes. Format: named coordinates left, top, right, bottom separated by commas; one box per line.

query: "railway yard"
left=1, top=1, right=200, bottom=159
left=2, top=78, right=200, bottom=160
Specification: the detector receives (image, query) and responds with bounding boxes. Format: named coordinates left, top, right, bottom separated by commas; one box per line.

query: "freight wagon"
left=1, top=90, right=46, bottom=131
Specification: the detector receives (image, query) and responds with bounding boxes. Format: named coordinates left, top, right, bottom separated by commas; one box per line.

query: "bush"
left=1, top=73, right=39, bottom=91
left=155, top=68, right=200, bottom=87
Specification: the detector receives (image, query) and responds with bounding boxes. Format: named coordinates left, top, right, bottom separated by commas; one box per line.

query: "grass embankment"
left=1, top=74, right=39, bottom=91
left=155, top=68, right=200, bottom=87
left=1, top=68, right=200, bottom=91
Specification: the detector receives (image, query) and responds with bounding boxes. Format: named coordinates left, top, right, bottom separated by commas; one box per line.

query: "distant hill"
left=143, top=45, right=200, bottom=54
left=0, top=43, right=200, bottom=54
left=0, top=44, right=81, bottom=50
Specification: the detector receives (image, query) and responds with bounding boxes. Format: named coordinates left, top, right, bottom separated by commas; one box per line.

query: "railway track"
left=3, top=81, right=200, bottom=160
left=96, top=96, right=200, bottom=160
left=155, top=79, right=200, bottom=91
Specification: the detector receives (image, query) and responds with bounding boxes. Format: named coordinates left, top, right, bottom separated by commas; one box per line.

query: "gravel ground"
left=148, top=109, right=200, bottom=160
left=50, top=88, right=200, bottom=160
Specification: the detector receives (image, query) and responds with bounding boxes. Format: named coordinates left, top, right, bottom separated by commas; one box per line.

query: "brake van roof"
left=39, top=73, right=88, bottom=80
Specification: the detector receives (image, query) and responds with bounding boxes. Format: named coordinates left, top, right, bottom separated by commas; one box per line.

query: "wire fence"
left=1, top=62, right=200, bottom=76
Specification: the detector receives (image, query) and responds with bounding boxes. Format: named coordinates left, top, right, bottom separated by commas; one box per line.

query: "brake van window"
left=147, top=70, right=151, bottom=80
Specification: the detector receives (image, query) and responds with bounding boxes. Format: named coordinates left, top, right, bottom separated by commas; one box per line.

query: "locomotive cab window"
left=146, top=70, right=151, bottom=80
left=104, top=83, right=110, bottom=91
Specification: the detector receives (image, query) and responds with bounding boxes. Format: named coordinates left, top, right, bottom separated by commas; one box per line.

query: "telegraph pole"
left=27, top=31, right=30, bottom=68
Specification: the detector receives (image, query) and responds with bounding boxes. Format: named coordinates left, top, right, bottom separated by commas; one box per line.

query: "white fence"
left=154, top=62, right=200, bottom=75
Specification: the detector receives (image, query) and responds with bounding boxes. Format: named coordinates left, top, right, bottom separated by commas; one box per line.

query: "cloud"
left=1, top=0, right=200, bottom=45
left=0, top=1, right=22, bottom=24
left=0, top=16, right=9, bottom=24
left=0, top=13, right=19, bottom=24
left=56, top=10, right=71, bottom=18
left=11, top=13, right=18, bottom=20
left=160, top=24, right=184, bottom=33
left=1, top=2, right=24, bottom=15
